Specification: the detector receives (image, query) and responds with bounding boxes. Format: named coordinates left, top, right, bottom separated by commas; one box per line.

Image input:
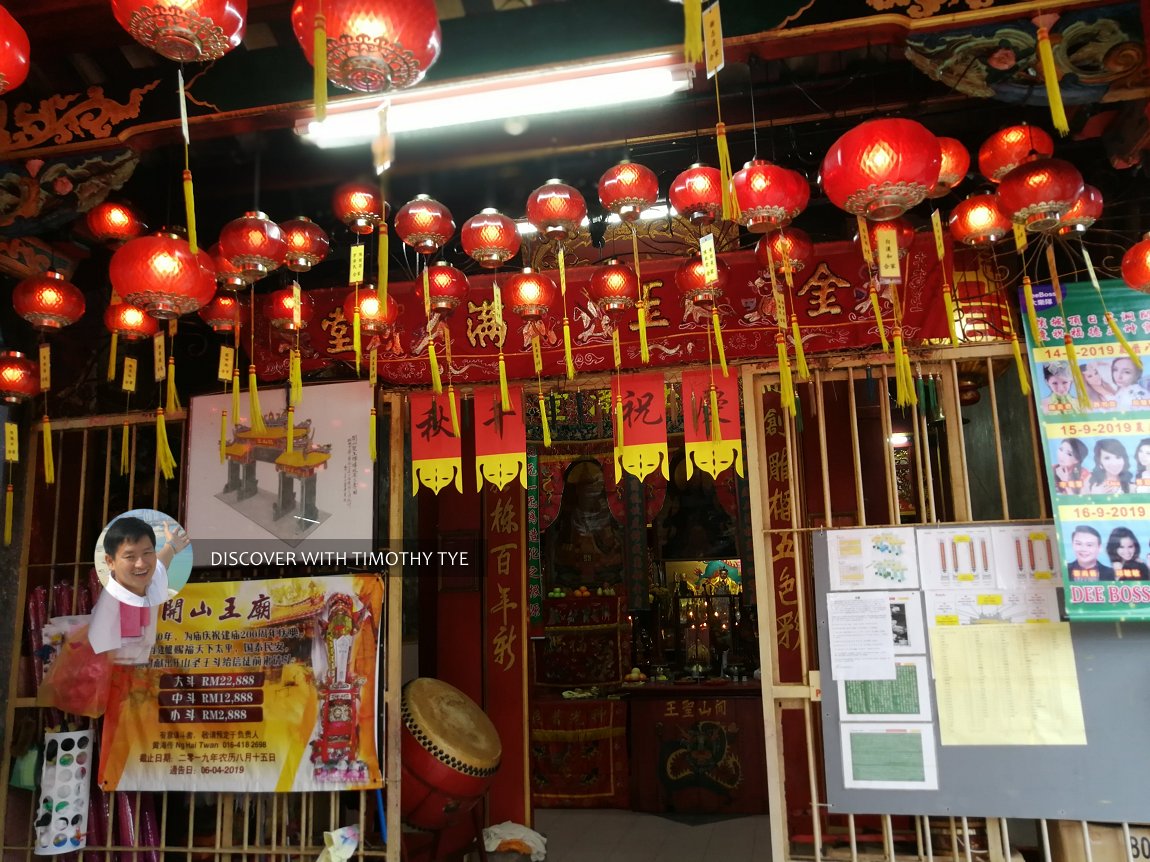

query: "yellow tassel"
left=562, top=318, right=575, bottom=380
left=313, top=11, right=327, bottom=123
left=901, top=344, right=918, bottom=407
left=286, top=407, right=295, bottom=454
left=709, top=385, right=722, bottom=444
left=422, top=266, right=431, bottom=319
left=637, top=302, right=650, bottom=364
left=448, top=384, right=460, bottom=438
left=444, top=328, right=453, bottom=369
left=683, top=0, right=703, bottom=64
left=107, top=332, right=118, bottom=383
left=942, top=283, right=960, bottom=346
left=220, top=410, right=227, bottom=464
left=716, top=123, right=739, bottom=222
left=612, top=327, right=622, bottom=370
left=42, top=417, right=54, bottom=485
left=1107, top=311, right=1142, bottom=372
left=790, top=315, right=809, bottom=380
left=182, top=169, right=198, bottom=254
left=1023, top=277, right=1043, bottom=346
left=156, top=408, right=175, bottom=481
left=231, top=368, right=240, bottom=427
left=1036, top=27, right=1068, bottom=136
left=631, top=226, right=650, bottom=364
left=1010, top=333, right=1032, bottom=396
left=378, top=225, right=389, bottom=308
left=711, top=307, right=728, bottom=377
left=290, top=349, right=303, bottom=408
left=120, top=421, right=130, bottom=476
left=498, top=352, right=511, bottom=412
left=248, top=365, right=267, bottom=434
left=869, top=283, right=890, bottom=353
left=776, top=334, right=795, bottom=416
left=368, top=407, right=377, bottom=462
left=1066, top=337, right=1091, bottom=410
left=539, top=392, right=552, bottom=448
left=428, top=341, right=442, bottom=394
left=4, top=484, right=11, bottom=546
left=615, top=397, right=625, bottom=449
left=166, top=357, right=180, bottom=413
left=893, top=330, right=912, bottom=407
left=353, top=308, right=362, bottom=374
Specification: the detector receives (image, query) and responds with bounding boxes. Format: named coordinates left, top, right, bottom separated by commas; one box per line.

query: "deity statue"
left=543, top=460, right=625, bottom=589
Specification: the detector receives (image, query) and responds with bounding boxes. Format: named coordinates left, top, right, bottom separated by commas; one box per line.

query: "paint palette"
left=35, top=730, right=91, bottom=856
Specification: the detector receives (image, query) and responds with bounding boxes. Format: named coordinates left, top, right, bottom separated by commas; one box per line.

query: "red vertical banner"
left=483, top=481, right=530, bottom=826
left=681, top=368, right=744, bottom=480
left=409, top=390, right=462, bottom=495
left=610, top=372, right=669, bottom=483
left=473, top=386, right=527, bottom=492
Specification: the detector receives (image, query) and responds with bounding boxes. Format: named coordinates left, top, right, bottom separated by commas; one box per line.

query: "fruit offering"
left=546, top=587, right=567, bottom=599
left=572, top=585, right=593, bottom=597
left=623, top=666, right=648, bottom=683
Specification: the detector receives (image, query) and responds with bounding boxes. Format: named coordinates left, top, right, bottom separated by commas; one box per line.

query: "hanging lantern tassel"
left=120, top=421, right=130, bottom=476
left=427, top=340, right=443, bottom=395
left=710, top=308, right=729, bottom=377
left=557, top=247, right=575, bottom=379
left=631, top=227, right=650, bottom=364
left=231, top=368, right=240, bottom=427
left=4, top=483, right=11, bottom=547
left=539, top=391, right=552, bottom=448
left=683, top=0, right=703, bottom=64
left=1035, top=25, right=1069, bottom=135
left=353, top=307, right=362, bottom=374
left=107, top=332, right=118, bottom=383
left=219, top=410, right=228, bottom=464
left=716, top=122, right=739, bottom=222
left=868, top=281, right=890, bottom=354
left=285, top=406, right=295, bottom=454
left=166, top=357, right=180, bottom=414
left=378, top=224, right=389, bottom=308
left=942, top=282, right=960, bottom=346
left=615, top=396, right=625, bottom=450
left=1010, top=333, right=1032, bottom=397
left=183, top=170, right=198, bottom=254
left=1065, top=337, right=1091, bottom=410
left=1018, top=278, right=1042, bottom=349
left=776, top=333, right=795, bottom=417
left=498, top=352, right=511, bottom=412
left=708, top=385, right=722, bottom=444
left=248, top=365, right=267, bottom=434
left=42, top=417, right=54, bottom=485
left=368, top=407, right=377, bottom=462
left=892, top=328, right=912, bottom=407
left=1081, top=247, right=1141, bottom=371
left=290, top=349, right=303, bottom=407
left=313, top=9, right=328, bottom=123
left=447, top=384, right=460, bottom=438
left=156, top=408, right=176, bottom=481
left=790, top=315, right=809, bottom=381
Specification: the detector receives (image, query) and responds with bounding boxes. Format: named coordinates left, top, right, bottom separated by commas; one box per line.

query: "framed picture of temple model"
left=185, top=381, right=375, bottom=562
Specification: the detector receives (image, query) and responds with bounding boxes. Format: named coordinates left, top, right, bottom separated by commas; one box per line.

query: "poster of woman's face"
left=1048, top=435, right=1150, bottom=496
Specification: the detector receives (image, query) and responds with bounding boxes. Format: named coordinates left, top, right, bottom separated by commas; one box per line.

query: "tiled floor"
left=533, top=808, right=772, bottom=862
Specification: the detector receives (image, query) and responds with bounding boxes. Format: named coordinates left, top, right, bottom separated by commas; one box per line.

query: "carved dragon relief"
left=0, top=80, right=160, bottom=154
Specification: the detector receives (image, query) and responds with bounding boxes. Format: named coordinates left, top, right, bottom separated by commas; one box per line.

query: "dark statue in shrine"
left=543, top=460, right=625, bottom=590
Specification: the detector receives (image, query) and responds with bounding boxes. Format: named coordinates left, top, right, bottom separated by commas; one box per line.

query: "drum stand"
left=401, top=806, right=490, bottom=862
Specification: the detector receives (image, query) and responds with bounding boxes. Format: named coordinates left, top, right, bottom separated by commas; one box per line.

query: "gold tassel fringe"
left=498, top=352, right=511, bottom=412
left=448, top=384, right=460, bottom=438
left=353, top=308, right=362, bottom=374
left=182, top=170, right=198, bottom=254
left=313, top=11, right=327, bottom=123
left=711, top=308, right=729, bottom=377
left=790, top=315, right=809, bottom=380
left=562, top=318, right=575, bottom=380
left=231, top=368, right=240, bottom=426
left=1011, top=333, right=1032, bottom=396
left=631, top=226, right=650, bottom=364
left=428, top=341, right=442, bottom=394
left=637, top=302, right=650, bottom=364
left=539, top=392, right=552, bottom=448
left=4, top=484, right=11, bottom=546
left=942, top=283, right=959, bottom=346
left=683, top=0, right=703, bottom=64
left=716, top=123, right=739, bottom=222
left=369, top=407, right=377, bottom=462
left=869, top=283, right=890, bottom=353
left=42, top=417, right=54, bottom=485
left=156, top=408, right=176, bottom=480
left=615, top=397, right=625, bottom=449
left=1107, top=311, right=1142, bottom=371
left=1065, top=337, right=1091, bottom=410
left=289, top=349, right=303, bottom=407
left=286, top=407, right=295, bottom=454
left=220, top=410, right=227, bottom=464
left=709, top=385, right=722, bottom=444
left=893, top=330, right=913, bottom=407
left=1023, top=277, right=1043, bottom=346
left=166, top=357, right=180, bottom=413
left=107, top=332, right=118, bottom=383
left=776, top=333, right=795, bottom=417
left=248, top=366, right=267, bottom=434
left=378, top=225, right=389, bottom=308
left=1036, top=27, right=1069, bottom=135
left=120, top=421, right=130, bottom=476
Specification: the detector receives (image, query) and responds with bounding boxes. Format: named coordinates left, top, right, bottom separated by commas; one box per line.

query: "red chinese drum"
left=401, top=678, right=502, bottom=830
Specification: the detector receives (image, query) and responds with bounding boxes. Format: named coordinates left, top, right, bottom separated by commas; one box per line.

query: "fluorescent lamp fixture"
left=301, top=53, right=692, bottom=148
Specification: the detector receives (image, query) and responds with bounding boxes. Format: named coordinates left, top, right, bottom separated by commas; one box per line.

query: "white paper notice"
left=916, top=526, right=996, bottom=589
left=828, top=527, right=920, bottom=590
left=886, top=591, right=927, bottom=655
left=924, top=585, right=1061, bottom=627
left=991, top=524, right=1060, bottom=587
left=841, top=722, right=939, bottom=790
left=827, top=592, right=897, bottom=680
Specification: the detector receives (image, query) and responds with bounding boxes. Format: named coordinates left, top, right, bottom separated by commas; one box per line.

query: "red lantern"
left=526, top=180, right=586, bottom=241
left=0, top=351, right=38, bottom=403
left=461, top=209, right=520, bottom=268
left=732, top=159, right=809, bottom=233
left=589, top=260, right=639, bottom=316
left=978, top=124, right=1055, bottom=183
left=111, top=0, right=245, bottom=62
left=333, top=182, right=384, bottom=234
left=0, top=6, right=29, bottom=96
left=104, top=302, right=160, bottom=340
left=14, top=271, right=86, bottom=330
left=996, top=158, right=1083, bottom=232
left=821, top=118, right=941, bottom=220
left=669, top=164, right=722, bottom=226
left=111, top=233, right=215, bottom=319
left=291, top=0, right=441, bottom=93
left=420, top=262, right=469, bottom=315
left=949, top=195, right=1012, bottom=246
left=209, top=243, right=248, bottom=291
left=929, top=137, right=970, bottom=198
left=598, top=161, right=659, bottom=222
left=505, top=269, right=556, bottom=320
left=860, top=217, right=915, bottom=258
left=755, top=228, right=815, bottom=280
left=219, top=211, right=287, bottom=281
left=344, top=289, right=399, bottom=334
left=676, top=255, right=729, bottom=307
left=1121, top=236, right=1150, bottom=294
left=198, top=293, right=245, bottom=333
left=395, top=196, right=454, bottom=254
left=280, top=217, right=330, bottom=272
left=1058, top=185, right=1104, bottom=234
left=86, top=202, right=145, bottom=246
left=267, top=286, right=313, bottom=332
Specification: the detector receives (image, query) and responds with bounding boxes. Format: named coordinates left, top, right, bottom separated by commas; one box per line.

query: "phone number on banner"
left=1059, top=503, right=1150, bottom=521
left=1049, top=419, right=1150, bottom=437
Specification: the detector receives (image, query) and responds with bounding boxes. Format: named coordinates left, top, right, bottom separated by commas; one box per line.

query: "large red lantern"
left=111, top=233, right=215, bottom=319
left=669, top=164, right=722, bottom=226
left=104, top=302, right=160, bottom=340
left=343, top=290, right=398, bottom=334
left=111, top=0, right=246, bottom=62
left=949, top=195, right=1012, bottom=246
left=423, top=262, right=469, bottom=315
left=291, top=0, right=441, bottom=94
left=219, top=211, right=287, bottom=281
left=267, top=286, right=313, bottom=332
left=209, top=243, right=248, bottom=291
left=676, top=255, right=729, bottom=307
left=996, top=158, right=1083, bottom=232
left=333, top=182, right=384, bottom=234
left=732, top=160, right=809, bottom=233
left=86, top=202, right=145, bottom=246
left=598, top=161, right=659, bottom=222
left=395, top=196, right=454, bottom=254
left=928, top=137, right=970, bottom=198
left=505, top=269, right=556, bottom=320
left=14, top=271, right=86, bottom=330
left=461, top=209, right=520, bottom=268
left=0, top=351, right=38, bottom=403
left=1058, top=185, right=1104, bottom=234
left=978, top=124, right=1054, bottom=183
left=0, top=6, right=29, bottom=96
left=589, top=260, right=639, bottom=315
left=1121, top=236, right=1150, bottom=294
left=280, top=217, right=330, bottom=272
left=821, top=118, right=941, bottom=220
left=526, top=180, right=586, bottom=241
left=755, top=228, right=815, bottom=280
left=198, top=293, right=245, bottom=333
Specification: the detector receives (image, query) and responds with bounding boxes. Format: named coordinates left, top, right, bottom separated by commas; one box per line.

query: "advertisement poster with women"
left=1024, top=277, right=1150, bottom=621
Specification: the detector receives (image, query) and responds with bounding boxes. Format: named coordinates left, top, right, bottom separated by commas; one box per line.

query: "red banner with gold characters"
left=611, top=372, right=670, bottom=483
left=473, top=386, right=527, bottom=492
left=409, top=390, right=462, bottom=495
left=681, top=368, right=743, bottom=480
left=98, top=575, right=384, bottom=793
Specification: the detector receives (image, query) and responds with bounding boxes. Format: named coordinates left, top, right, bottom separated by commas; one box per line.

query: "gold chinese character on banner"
left=322, top=308, right=354, bottom=353
left=466, top=300, right=507, bottom=348
left=796, top=262, right=848, bottom=317
left=490, top=498, right=517, bottom=535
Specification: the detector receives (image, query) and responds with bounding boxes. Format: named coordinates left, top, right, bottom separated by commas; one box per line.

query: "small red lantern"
left=996, top=158, right=1083, bottom=232
left=505, top=268, right=556, bottom=320
left=395, top=196, right=454, bottom=254
left=675, top=255, right=729, bottom=307
left=267, top=286, right=313, bottom=332
left=333, top=182, right=385, bottom=234
left=949, top=195, right=1012, bottom=246
left=0, top=351, right=38, bottom=403
left=0, top=6, right=29, bottom=96
left=669, top=164, right=722, bottom=226
left=755, top=228, right=815, bottom=280
left=928, top=137, right=970, bottom=198
left=86, top=202, right=145, bottom=246
left=291, top=0, right=441, bottom=94
left=280, top=217, right=330, bottom=272
left=1058, top=185, right=1104, bottom=234
left=14, top=271, right=86, bottom=330
left=978, top=124, right=1055, bottom=183
left=111, top=233, right=215, bottom=319
left=461, top=209, right=520, bottom=268
left=598, top=161, right=659, bottom=222
left=422, top=262, right=469, bottom=315
left=104, top=302, right=160, bottom=340
left=198, top=293, right=245, bottom=333
left=860, top=217, right=915, bottom=259
left=731, top=159, right=810, bottom=233
left=1121, top=236, right=1150, bottom=294
left=219, top=211, right=287, bottom=281
left=111, top=0, right=246, bottom=62
left=344, top=289, right=399, bottom=334
left=210, top=243, right=248, bottom=290
left=526, top=180, right=586, bottom=241
left=589, top=260, right=639, bottom=315
left=821, top=118, right=941, bottom=220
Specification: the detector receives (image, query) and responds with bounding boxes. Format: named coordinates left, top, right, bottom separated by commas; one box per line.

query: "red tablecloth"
left=530, top=697, right=629, bottom=809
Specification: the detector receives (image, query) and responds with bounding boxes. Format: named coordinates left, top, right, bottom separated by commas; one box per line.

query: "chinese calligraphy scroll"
left=410, top=390, right=462, bottom=495
left=681, top=368, right=744, bottom=480
left=474, top=385, right=527, bottom=492
left=611, top=372, right=670, bottom=483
